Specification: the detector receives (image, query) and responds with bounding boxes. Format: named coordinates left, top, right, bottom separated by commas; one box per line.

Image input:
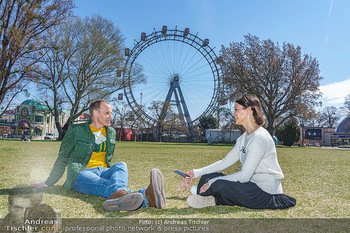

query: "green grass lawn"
left=0, top=140, right=349, bottom=218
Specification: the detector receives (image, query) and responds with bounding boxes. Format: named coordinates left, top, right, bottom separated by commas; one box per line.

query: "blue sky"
left=72, top=0, right=349, bottom=109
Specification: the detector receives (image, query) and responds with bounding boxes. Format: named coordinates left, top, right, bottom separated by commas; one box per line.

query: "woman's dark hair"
left=235, top=94, right=265, bottom=125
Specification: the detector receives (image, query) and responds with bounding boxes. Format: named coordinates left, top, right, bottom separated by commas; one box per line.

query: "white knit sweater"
left=193, top=127, right=284, bottom=194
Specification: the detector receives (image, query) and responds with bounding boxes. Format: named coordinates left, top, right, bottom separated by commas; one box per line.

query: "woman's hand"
left=199, top=182, right=210, bottom=194
left=185, top=170, right=194, bottom=179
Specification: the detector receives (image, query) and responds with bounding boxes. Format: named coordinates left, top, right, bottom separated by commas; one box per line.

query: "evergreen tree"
left=276, top=118, right=300, bottom=146
left=198, top=115, right=217, bottom=139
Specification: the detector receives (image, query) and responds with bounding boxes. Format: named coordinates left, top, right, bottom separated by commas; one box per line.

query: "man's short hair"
left=89, top=100, right=109, bottom=117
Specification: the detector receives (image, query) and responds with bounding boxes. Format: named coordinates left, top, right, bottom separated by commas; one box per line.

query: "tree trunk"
left=266, top=116, right=275, bottom=136
left=118, top=128, right=122, bottom=141
left=58, top=121, right=71, bottom=141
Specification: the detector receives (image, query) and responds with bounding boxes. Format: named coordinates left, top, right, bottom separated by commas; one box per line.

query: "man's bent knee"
left=113, top=161, right=127, bottom=169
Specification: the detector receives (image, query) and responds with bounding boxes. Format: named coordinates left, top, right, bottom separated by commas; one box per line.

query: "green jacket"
left=45, top=119, right=117, bottom=192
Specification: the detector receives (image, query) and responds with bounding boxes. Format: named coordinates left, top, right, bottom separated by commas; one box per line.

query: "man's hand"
left=31, top=182, right=48, bottom=188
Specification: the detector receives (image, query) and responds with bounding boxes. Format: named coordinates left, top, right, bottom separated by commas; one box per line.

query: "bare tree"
left=126, top=112, right=146, bottom=142
left=163, top=112, right=186, bottom=142
left=341, top=93, right=350, bottom=116
left=61, top=15, right=125, bottom=125
left=0, top=0, right=74, bottom=113
left=112, top=102, right=130, bottom=141
left=320, top=106, right=340, bottom=128
left=219, top=34, right=322, bottom=135
left=33, top=15, right=143, bottom=140
left=30, top=25, right=74, bottom=139
left=148, top=101, right=168, bottom=142
left=0, top=87, right=29, bottom=116
left=218, top=103, right=235, bottom=129
left=297, top=109, right=322, bottom=128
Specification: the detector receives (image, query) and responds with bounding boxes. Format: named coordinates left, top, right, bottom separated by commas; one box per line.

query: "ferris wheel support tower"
left=160, top=75, right=194, bottom=135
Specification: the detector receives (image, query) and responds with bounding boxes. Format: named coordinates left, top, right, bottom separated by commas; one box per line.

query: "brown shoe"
left=109, top=189, right=130, bottom=199
left=103, top=189, right=143, bottom=211
left=145, top=168, right=166, bottom=208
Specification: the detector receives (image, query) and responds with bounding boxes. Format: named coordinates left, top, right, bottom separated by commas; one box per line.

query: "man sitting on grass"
left=32, top=100, right=166, bottom=211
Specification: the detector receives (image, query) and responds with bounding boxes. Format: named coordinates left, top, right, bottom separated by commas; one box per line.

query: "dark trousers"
left=198, top=173, right=296, bottom=209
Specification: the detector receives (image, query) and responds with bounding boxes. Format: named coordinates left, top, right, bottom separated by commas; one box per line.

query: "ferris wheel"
left=123, top=26, right=222, bottom=135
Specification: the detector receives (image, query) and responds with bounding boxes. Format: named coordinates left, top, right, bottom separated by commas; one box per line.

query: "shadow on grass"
left=0, top=185, right=134, bottom=217
left=103, top=195, right=261, bottom=218
left=107, top=205, right=258, bottom=218
left=167, top=196, right=185, bottom=201
left=0, top=186, right=259, bottom=218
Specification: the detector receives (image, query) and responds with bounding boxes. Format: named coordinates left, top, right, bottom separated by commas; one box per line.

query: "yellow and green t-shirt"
left=86, top=125, right=108, bottom=168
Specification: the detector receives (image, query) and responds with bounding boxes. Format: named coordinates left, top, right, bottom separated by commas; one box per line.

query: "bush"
left=276, top=119, right=300, bottom=146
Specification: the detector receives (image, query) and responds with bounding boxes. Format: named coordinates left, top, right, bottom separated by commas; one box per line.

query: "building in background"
left=0, top=99, right=70, bottom=140
left=0, top=109, right=15, bottom=138
left=324, top=115, right=350, bottom=146
left=302, top=127, right=335, bottom=146
left=206, top=129, right=241, bottom=144
left=115, top=128, right=134, bottom=141
left=301, top=115, right=350, bottom=146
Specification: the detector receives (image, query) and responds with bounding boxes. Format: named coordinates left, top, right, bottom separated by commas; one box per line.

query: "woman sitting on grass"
left=185, top=94, right=296, bottom=209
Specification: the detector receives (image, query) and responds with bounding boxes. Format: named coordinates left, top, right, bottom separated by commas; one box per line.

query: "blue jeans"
left=72, top=161, right=149, bottom=207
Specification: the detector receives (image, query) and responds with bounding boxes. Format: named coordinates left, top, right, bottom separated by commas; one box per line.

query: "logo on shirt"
left=93, top=132, right=107, bottom=153
left=240, top=146, right=247, bottom=154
